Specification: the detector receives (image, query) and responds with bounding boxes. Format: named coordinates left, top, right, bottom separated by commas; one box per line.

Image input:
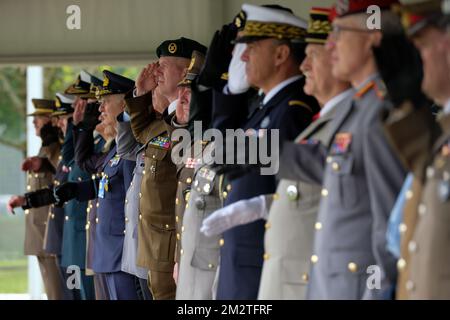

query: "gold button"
left=165, top=224, right=170, bottom=229
left=348, top=262, right=358, bottom=273
left=139, top=214, right=142, bottom=221
left=315, top=222, right=322, bottom=230
left=125, top=199, right=128, bottom=204
left=186, top=177, right=192, bottom=184
left=399, top=223, right=407, bottom=234
left=219, top=238, right=224, bottom=246
left=406, top=280, right=415, bottom=291
left=418, top=204, right=426, bottom=216
left=405, top=190, right=413, bottom=200
left=181, top=226, right=185, bottom=232
left=51, top=214, right=55, bottom=219
left=263, top=253, right=270, bottom=260
left=86, top=207, right=90, bottom=213
left=272, top=193, right=279, bottom=200
left=397, top=258, right=406, bottom=271
left=53, top=180, right=58, bottom=184
left=123, top=229, right=126, bottom=234
left=152, top=155, right=156, bottom=159
left=139, top=192, right=142, bottom=198
left=24, top=209, right=29, bottom=215
left=326, top=156, right=332, bottom=163
left=408, top=241, right=418, bottom=253
left=27, top=185, right=31, bottom=191
left=78, top=177, right=82, bottom=182
left=332, top=162, right=340, bottom=171
left=311, top=255, right=318, bottom=264
left=143, top=170, right=146, bottom=175
left=58, top=155, right=62, bottom=161
left=184, top=192, right=191, bottom=202
left=95, top=217, right=99, bottom=223
left=226, top=184, right=232, bottom=192
left=65, top=216, right=69, bottom=221
left=180, top=249, right=184, bottom=255
left=302, top=273, right=309, bottom=282
left=34, top=174, right=38, bottom=178
left=85, top=224, right=90, bottom=230
left=321, top=188, right=328, bottom=197
left=177, top=233, right=180, bottom=240
left=91, top=174, right=96, bottom=180
left=130, top=181, right=133, bottom=186
left=265, top=222, right=271, bottom=230
left=175, top=216, right=179, bottom=223
left=96, top=202, right=99, bottom=208
left=208, top=263, right=214, bottom=269
left=175, top=198, right=179, bottom=205
left=125, top=217, right=129, bottom=223
left=222, top=191, right=228, bottom=199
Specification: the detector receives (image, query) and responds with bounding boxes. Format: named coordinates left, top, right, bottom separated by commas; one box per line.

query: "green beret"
left=156, top=37, right=207, bottom=59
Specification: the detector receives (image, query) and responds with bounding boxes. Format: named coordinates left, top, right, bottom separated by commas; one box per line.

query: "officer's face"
left=99, top=94, right=125, bottom=128
left=241, top=39, right=285, bottom=91
left=413, top=27, right=450, bottom=104
left=32, top=115, right=51, bottom=137
left=156, top=56, right=190, bottom=101
left=56, top=115, right=71, bottom=136
left=301, top=44, right=334, bottom=105
left=327, top=16, right=379, bottom=83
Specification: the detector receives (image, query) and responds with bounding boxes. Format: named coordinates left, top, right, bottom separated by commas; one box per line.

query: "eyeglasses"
left=330, top=24, right=379, bottom=40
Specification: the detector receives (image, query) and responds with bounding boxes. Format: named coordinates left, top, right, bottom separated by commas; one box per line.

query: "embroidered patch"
left=109, top=155, right=121, bottom=167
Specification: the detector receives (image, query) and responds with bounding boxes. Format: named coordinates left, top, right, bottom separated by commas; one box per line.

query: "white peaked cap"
left=56, top=92, right=76, bottom=104
left=242, top=4, right=307, bottom=29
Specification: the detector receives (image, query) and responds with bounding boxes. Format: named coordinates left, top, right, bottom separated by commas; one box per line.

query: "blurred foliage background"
left=0, top=65, right=140, bottom=293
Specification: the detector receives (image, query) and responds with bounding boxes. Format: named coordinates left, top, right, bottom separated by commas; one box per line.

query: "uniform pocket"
left=191, top=247, right=220, bottom=271
left=146, top=216, right=176, bottom=263
left=328, top=155, right=358, bottom=210
left=281, top=258, right=310, bottom=299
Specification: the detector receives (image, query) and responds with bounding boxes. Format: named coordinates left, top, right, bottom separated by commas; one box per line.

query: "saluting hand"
left=21, top=156, right=43, bottom=172
left=136, top=62, right=158, bottom=96
left=72, top=98, right=87, bottom=125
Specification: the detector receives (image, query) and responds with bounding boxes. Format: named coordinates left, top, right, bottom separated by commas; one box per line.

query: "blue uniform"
left=213, top=77, right=319, bottom=299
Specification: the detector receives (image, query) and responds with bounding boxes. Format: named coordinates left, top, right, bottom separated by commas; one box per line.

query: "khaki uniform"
left=258, top=94, right=350, bottom=300
left=126, top=92, right=177, bottom=299
left=384, top=104, right=448, bottom=299
left=25, top=142, right=64, bottom=300
left=383, top=103, right=439, bottom=299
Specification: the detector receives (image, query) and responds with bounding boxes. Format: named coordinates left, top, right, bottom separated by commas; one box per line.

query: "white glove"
left=228, top=43, right=250, bottom=94
left=200, top=195, right=268, bottom=237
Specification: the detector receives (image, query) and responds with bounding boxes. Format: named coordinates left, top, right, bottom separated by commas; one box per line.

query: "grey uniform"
left=280, top=76, right=406, bottom=299
left=116, top=119, right=149, bottom=280
left=176, top=142, right=223, bottom=300
left=258, top=90, right=354, bottom=300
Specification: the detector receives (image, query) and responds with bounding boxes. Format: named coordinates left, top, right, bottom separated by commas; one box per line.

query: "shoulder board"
left=354, top=81, right=375, bottom=99
left=288, top=100, right=312, bottom=112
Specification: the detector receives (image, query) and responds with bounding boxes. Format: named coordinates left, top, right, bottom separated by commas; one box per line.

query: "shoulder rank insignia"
left=288, top=100, right=312, bottom=112
left=355, top=81, right=375, bottom=99
left=330, top=132, right=352, bottom=155
left=149, top=135, right=171, bottom=149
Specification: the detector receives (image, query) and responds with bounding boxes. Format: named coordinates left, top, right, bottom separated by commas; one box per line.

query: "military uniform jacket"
left=24, top=141, right=60, bottom=256
left=115, top=119, right=148, bottom=279
left=43, top=161, right=67, bottom=255
left=213, top=77, right=319, bottom=300
left=258, top=91, right=353, bottom=300
left=383, top=103, right=449, bottom=299
left=382, top=103, right=439, bottom=299
left=125, top=92, right=177, bottom=273
left=91, top=145, right=135, bottom=273
left=280, top=76, right=406, bottom=299
left=176, top=141, right=223, bottom=300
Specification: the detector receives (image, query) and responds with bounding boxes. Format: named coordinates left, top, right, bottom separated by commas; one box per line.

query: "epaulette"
left=288, top=100, right=312, bottom=112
